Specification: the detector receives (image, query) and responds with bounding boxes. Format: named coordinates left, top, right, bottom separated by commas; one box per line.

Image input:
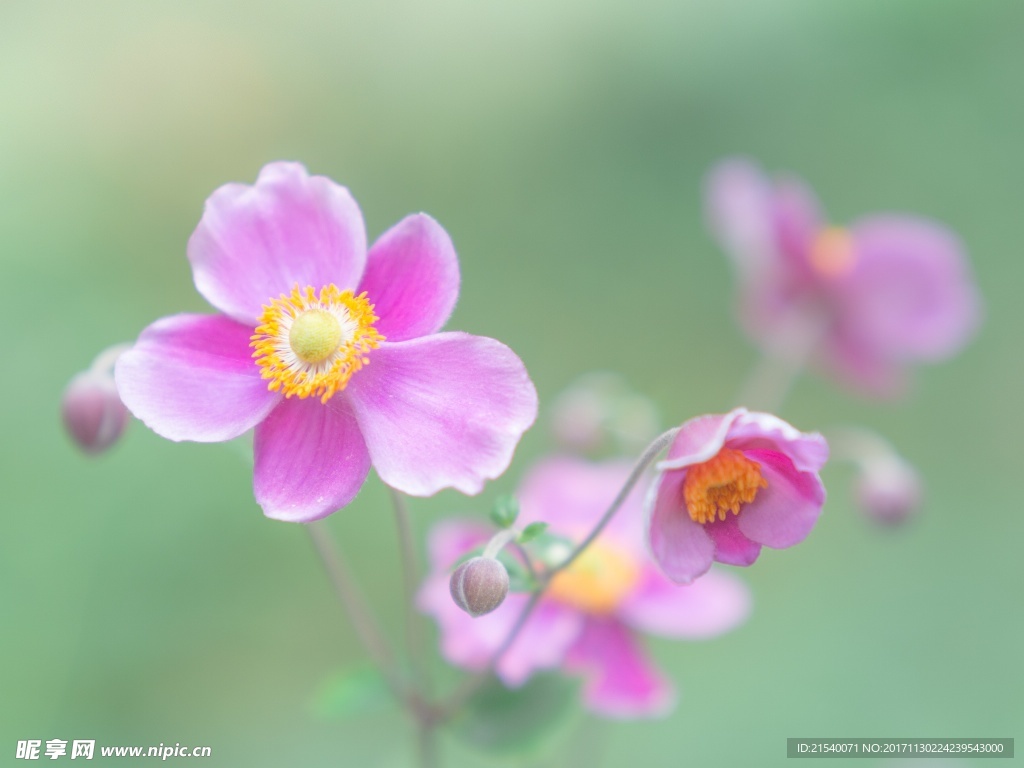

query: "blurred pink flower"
left=706, top=158, right=982, bottom=395
left=646, top=408, right=828, bottom=584
left=115, top=162, right=537, bottom=522
left=419, top=456, right=752, bottom=719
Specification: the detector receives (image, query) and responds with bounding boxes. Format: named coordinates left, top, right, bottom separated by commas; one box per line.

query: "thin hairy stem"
left=390, top=488, right=432, bottom=696
left=438, top=426, right=680, bottom=719
left=306, top=522, right=407, bottom=702
left=734, top=307, right=826, bottom=412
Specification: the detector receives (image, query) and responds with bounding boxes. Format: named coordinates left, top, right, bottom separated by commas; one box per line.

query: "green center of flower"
left=289, top=309, right=344, bottom=364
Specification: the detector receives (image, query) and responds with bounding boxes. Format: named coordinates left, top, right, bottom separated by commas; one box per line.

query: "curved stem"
left=438, top=426, right=680, bottom=719
left=553, top=426, right=678, bottom=574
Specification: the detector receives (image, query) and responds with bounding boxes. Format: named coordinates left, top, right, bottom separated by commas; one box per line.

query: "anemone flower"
left=116, top=162, right=537, bottom=522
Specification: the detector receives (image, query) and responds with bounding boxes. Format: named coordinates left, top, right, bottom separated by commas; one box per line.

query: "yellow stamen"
left=682, top=447, right=768, bottom=524
left=250, top=284, right=384, bottom=404
left=809, top=226, right=856, bottom=278
left=547, top=541, right=640, bottom=615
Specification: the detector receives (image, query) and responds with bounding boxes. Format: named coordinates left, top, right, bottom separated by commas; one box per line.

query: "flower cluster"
left=64, top=156, right=981, bottom=745
left=420, top=457, right=752, bottom=718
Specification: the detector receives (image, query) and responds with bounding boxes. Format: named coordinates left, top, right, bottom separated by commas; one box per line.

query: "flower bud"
left=449, top=557, right=509, bottom=618
left=61, top=371, right=129, bottom=455
left=854, top=456, right=922, bottom=525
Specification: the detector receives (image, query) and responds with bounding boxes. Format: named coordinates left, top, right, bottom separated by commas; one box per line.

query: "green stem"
left=306, top=522, right=407, bottom=703
left=438, top=426, right=680, bottom=719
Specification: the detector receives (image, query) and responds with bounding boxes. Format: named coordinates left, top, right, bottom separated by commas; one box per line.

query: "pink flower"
left=115, top=162, right=538, bottom=522
left=419, top=456, right=752, bottom=718
left=706, top=158, right=982, bottom=395
left=646, top=408, right=828, bottom=584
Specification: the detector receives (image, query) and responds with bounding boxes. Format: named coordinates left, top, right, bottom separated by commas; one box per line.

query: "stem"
left=306, top=521, right=406, bottom=702
left=390, top=488, right=431, bottom=695
left=510, top=541, right=539, bottom=584
left=416, top=717, right=439, bottom=768
left=389, top=489, right=441, bottom=768
left=825, top=426, right=897, bottom=465
left=438, top=426, right=680, bottom=719
left=734, top=306, right=826, bottom=412
left=554, top=426, right=679, bottom=573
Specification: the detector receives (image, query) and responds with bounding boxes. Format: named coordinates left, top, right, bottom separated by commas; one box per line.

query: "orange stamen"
left=682, top=447, right=768, bottom=524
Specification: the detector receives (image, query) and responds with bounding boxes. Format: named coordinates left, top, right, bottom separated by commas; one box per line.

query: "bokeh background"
left=2, top=1, right=1020, bottom=765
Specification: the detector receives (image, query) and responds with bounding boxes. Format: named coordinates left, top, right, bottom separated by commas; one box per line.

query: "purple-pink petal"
left=114, top=313, right=279, bottom=442
left=737, top=449, right=826, bottom=548
left=705, top=157, right=783, bottom=278
left=498, top=601, right=585, bottom=687
left=425, top=519, right=491, bottom=571
left=657, top=410, right=741, bottom=471
left=417, top=581, right=584, bottom=687
left=618, top=567, right=751, bottom=639
left=704, top=516, right=763, bottom=566
left=253, top=397, right=370, bottom=522
left=187, top=162, right=368, bottom=325
left=771, top=174, right=822, bottom=272
left=516, top=457, right=641, bottom=549
left=839, top=215, right=981, bottom=361
left=357, top=213, right=460, bottom=342
left=645, top=470, right=716, bottom=584
left=345, top=332, right=537, bottom=497
left=564, top=618, right=674, bottom=719
left=725, top=409, right=830, bottom=473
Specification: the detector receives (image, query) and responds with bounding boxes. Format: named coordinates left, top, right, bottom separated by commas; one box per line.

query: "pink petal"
left=771, top=174, right=823, bottom=272
left=417, top=574, right=515, bottom=671
left=657, top=410, right=743, bottom=471
left=253, top=397, right=371, bottom=522
left=498, top=601, right=585, bottom=687
left=704, top=158, right=779, bottom=276
left=188, top=162, right=367, bottom=324
left=840, top=216, right=981, bottom=362
left=737, top=449, right=826, bottom=548
left=516, top=456, right=641, bottom=547
left=618, top=567, right=751, bottom=639
left=114, top=314, right=279, bottom=442
left=724, top=409, right=829, bottom=473
left=345, top=333, right=537, bottom=497
left=425, top=519, right=491, bottom=571
left=644, top=470, right=716, bottom=584
left=565, top=618, right=674, bottom=719
left=417, top=584, right=584, bottom=687
left=704, top=515, right=762, bottom=566
left=357, top=214, right=460, bottom=342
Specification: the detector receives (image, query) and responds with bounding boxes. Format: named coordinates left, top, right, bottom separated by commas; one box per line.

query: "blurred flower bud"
left=550, top=372, right=660, bottom=456
left=854, top=456, right=922, bottom=525
left=62, top=344, right=131, bottom=455
left=449, top=557, right=509, bottom=618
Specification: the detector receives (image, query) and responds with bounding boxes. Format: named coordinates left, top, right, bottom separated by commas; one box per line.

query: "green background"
left=1, top=1, right=1019, bottom=765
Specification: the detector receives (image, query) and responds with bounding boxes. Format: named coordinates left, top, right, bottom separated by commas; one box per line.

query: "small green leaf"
left=311, top=666, right=395, bottom=719
left=517, top=522, right=548, bottom=544
left=489, top=495, right=519, bottom=528
left=449, top=673, right=580, bottom=758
